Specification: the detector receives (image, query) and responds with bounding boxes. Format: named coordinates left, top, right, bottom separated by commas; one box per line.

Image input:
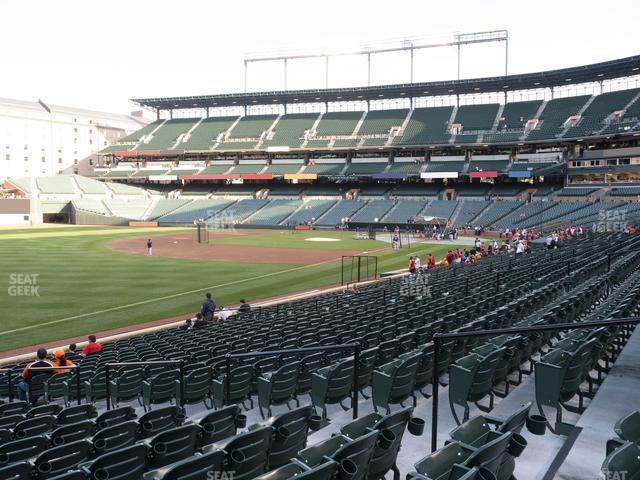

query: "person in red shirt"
left=409, top=256, right=416, bottom=273
left=82, top=335, right=102, bottom=356
left=427, top=254, right=436, bottom=269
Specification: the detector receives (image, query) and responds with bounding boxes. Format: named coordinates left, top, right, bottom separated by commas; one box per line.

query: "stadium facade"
left=0, top=97, right=148, bottom=183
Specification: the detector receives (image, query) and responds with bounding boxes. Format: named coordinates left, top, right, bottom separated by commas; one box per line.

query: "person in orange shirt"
left=52, top=349, right=75, bottom=374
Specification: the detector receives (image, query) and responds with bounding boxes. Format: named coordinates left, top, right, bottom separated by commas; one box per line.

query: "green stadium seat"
left=311, top=358, right=354, bottom=422
left=254, top=461, right=337, bottom=480
left=176, top=367, right=215, bottom=411
left=257, top=361, right=300, bottom=419
left=83, top=444, right=149, bottom=480
left=143, top=449, right=225, bottom=480
left=138, top=406, right=186, bottom=439
left=146, top=424, right=201, bottom=469
left=340, top=406, right=418, bottom=480
left=534, top=338, right=599, bottom=435
left=197, top=405, right=241, bottom=447
left=0, top=462, right=34, bottom=479
left=12, top=414, right=56, bottom=439
left=95, top=406, right=137, bottom=430
left=91, top=420, right=138, bottom=456
left=295, top=430, right=379, bottom=480
left=371, top=352, right=421, bottom=414
left=56, top=405, right=97, bottom=426
left=142, top=370, right=179, bottom=412
left=34, top=439, right=93, bottom=479
left=211, top=365, right=253, bottom=410
left=256, top=405, right=317, bottom=469
left=0, top=435, right=49, bottom=467
left=203, top=426, right=273, bottom=480
left=49, top=420, right=96, bottom=446
left=0, top=413, right=25, bottom=430
left=603, top=441, right=640, bottom=480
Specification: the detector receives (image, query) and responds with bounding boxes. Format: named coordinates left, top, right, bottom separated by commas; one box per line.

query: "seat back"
left=111, top=367, right=144, bottom=402
left=33, top=439, right=92, bottom=479
left=615, top=410, right=640, bottom=444
left=297, top=353, right=324, bottom=395
left=199, top=405, right=241, bottom=447
left=0, top=435, right=49, bottom=466
left=153, top=449, right=225, bottom=480
left=601, top=441, right=640, bottom=479
left=138, top=406, right=185, bottom=439
left=465, top=431, right=512, bottom=477
left=182, top=367, right=213, bottom=406
left=92, top=420, right=138, bottom=456
left=13, top=415, right=56, bottom=439
left=57, top=404, right=97, bottom=425
left=49, top=420, right=96, bottom=446
left=223, top=426, right=272, bottom=480
left=89, top=444, right=149, bottom=480
left=264, top=405, right=313, bottom=469
left=148, top=424, right=201, bottom=469
left=144, top=370, right=178, bottom=407
left=268, top=362, right=300, bottom=404
left=254, top=461, right=337, bottom=480
left=95, top=406, right=137, bottom=430
left=331, top=430, right=380, bottom=480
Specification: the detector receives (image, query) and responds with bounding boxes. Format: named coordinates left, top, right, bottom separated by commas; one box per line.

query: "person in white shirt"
left=516, top=241, right=525, bottom=255
left=217, top=306, right=233, bottom=321
left=414, top=256, right=422, bottom=272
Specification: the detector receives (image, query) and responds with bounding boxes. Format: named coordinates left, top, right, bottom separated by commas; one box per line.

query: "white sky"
left=1, top=0, right=639, bottom=114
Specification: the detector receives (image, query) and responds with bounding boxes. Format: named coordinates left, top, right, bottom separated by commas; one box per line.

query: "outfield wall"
left=0, top=198, right=31, bottom=225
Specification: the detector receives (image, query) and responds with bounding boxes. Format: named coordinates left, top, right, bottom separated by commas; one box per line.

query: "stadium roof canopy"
left=131, top=55, right=640, bottom=111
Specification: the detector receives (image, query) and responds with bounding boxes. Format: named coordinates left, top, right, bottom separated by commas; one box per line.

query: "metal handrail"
left=430, top=316, right=640, bottom=452
left=105, top=360, right=185, bottom=410
left=224, top=343, right=361, bottom=419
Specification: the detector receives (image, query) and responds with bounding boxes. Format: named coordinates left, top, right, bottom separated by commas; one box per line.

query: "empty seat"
left=253, top=461, right=337, bottom=480
left=145, top=449, right=225, bottom=480
left=143, top=370, right=179, bottom=412
left=84, top=444, right=149, bottom=480
left=177, top=367, right=215, bottom=411
left=147, top=424, right=201, bottom=469
left=33, top=439, right=92, bottom=479
left=257, top=361, right=300, bottom=419
left=211, top=366, right=253, bottom=410
left=91, top=420, right=138, bottom=456
left=371, top=352, right=421, bottom=414
left=311, top=359, right=354, bottom=422
left=0, top=435, right=49, bottom=467
left=204, top=426, right=272, bottom=480
left=449, top=347, right=506, bottom=424
left=296, top=430, right=380, bottom=480
left=340, top=406, right=419, bottom=480
left=109, top=368, right=144, bottom=408
left=198, top=405, right=241, bottom=447
left=138, top=406, right=186, bottom=439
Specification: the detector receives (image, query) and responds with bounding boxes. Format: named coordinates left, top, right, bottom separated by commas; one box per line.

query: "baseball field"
left=0, top=225, right=471, bottom=353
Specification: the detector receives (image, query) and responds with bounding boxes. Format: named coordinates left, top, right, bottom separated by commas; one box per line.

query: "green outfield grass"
left=0, top=226, right=469, bottom=352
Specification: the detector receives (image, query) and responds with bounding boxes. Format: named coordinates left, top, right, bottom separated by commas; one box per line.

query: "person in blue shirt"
left=201, top=293, right=216, bottom=321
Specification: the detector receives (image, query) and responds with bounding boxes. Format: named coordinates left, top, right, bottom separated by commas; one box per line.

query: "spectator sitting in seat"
left=238, top=299, right=251, bottom=314
left=53, top=349, right=75, bottom=374
left=17, top=348, right=54, bottom=403
left=218, top=305, right=233, bottom=322
left=217, top=305, right=233, bottom=321
left=82, top=335, right=102, bottom=357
